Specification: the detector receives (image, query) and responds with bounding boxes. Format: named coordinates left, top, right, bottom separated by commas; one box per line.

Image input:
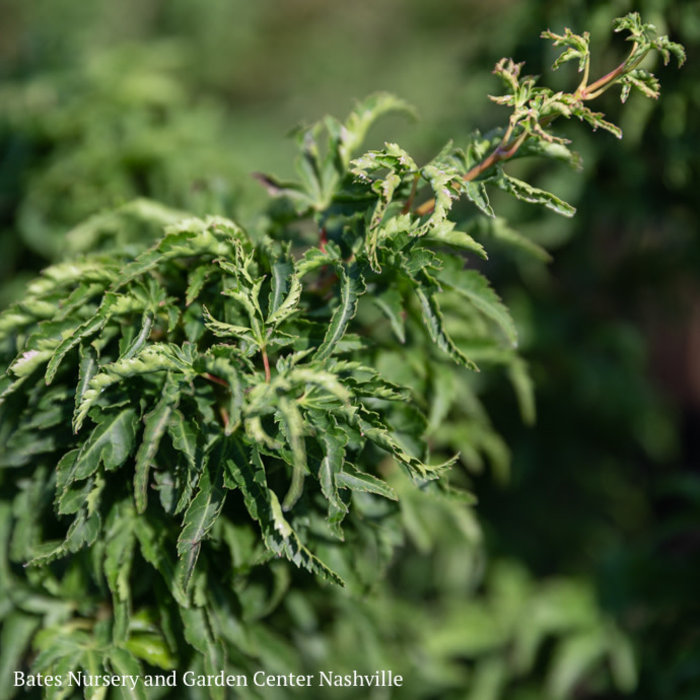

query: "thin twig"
left=261, top=347, right=271, bottom=383
left=414, top=49, right=639, bottom=217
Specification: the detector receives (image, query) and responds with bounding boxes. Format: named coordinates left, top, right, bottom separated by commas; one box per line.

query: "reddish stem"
left=261, top=347, right=271, bottom=383
left=579, top=62, right=627, bottom=99
left=219, top=406, right=230, bottom=431
left=204, top=372, right=229, bottom=388
left=414, top=48, right=638, bottom=218
left=415, top=130, right=529, bottom=217
left=401, top=173, right=420, bottom=214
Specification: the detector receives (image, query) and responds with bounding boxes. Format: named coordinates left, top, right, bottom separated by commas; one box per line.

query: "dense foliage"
left=0, top=7, right=692, bottom=700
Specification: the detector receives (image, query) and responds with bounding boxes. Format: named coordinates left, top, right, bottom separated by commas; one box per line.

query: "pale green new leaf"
left=464, top=181, right=495, bottom=217
left=336, top=467, right=398, bottom=501
left=313, top=415, right=349, bottom=539
left=74, top=343, right=196, bottom=432
left=338, top=93, right=415, bottom=167
left=75, top=344, right=98, bottom=417
left=278, top=396, right=308, bottom=511
left=220, top=279, right=265, bottom=343
left=201, top=306, right=255, bottom=343
left=569, top=103, right=622, bottom=139
left=541, top=28, right=590, bottom=72
left=113, top=217, right=242, bottom=290
left=295, top=247, right=330, bottom=278
left=423, top=221, right=488, bottom=258
left=495, top=171, right=576, bottom=217
left=45, top=292, right=144, bottom=385
left=417, top=164, right=461, bottom=235
left=185, top=265, right=214, bottom=307
left=266, top=273, right=302, bottom=327
left=349, top=407, right=448, bottom=481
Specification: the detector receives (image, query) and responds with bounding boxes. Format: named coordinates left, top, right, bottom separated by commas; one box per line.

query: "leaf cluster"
left=0, top=11, right=684, bottom=698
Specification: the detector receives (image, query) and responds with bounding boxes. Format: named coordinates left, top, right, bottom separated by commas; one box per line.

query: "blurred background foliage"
left=0, top=0, right=698, bottom=697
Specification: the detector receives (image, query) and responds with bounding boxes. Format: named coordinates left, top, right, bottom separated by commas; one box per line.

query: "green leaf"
left=409, top=271, right=478, bottom=371
left=108, top=648, right=147, bottom=699
left=134, top=377, right=180, bottom=513
left=114, top=216, right=242, bottom=289
left=74, top=343, right=196, bottom=432
left=619, top=69, right=660, bottom=102
left=464, top=180, right=495, bottom=217
left=338, top=93, right=415, bottom=167
left=613, top=12, right=685, bottom=67
left=120, top=312, right=154, bottom=361
left=185, top=265, right=214, bottom=306
left=268, top=255, right=294, bottom=313
left=9, top=348, right=54, bottom=380
left=28, top=509, right=101, bottom=565
left=133, top=513, right=188, bottom=608
left=437, top=267, right=518, bottom=347
left=266, top=273, right=302, bottom=327
left=314, top=264, right=364, bottom=361
left=198, top=353, right=244, bottom=435
left=312, top=415, right=349, bottom=538
left=494, top=171, right=576, bottom=217
left=423, top=221, right=488, bottom=258
left=58, top=408, right=138, bottom=493
left=103, top=504, right=136, bottom=642
left=179, top=607, right=225, bottom=689
left=167, top=410, right=198, bottom=470
left=548, top=628, right=607, bottom=699
left=122, top=635, right=174, bottom=674
left=201, top=305, right=256, bottom=343
left=336, top=467, right=398, bottom=501
left=418, top=164, right=462, bottom=235
left=0, top=613, right=39, bottom=700
left=75, top=344, right=98, bottom=417
left=277, top=397, right=308, bottom=511
left=224, top=442, right=344, bottom=585
left=571, top=104, right=622, bottom=140
left=470, top=216, right=552, bottom=262
left=607, top=626, right=637, bottom=692
left=295, top=247, right=330, bottom=278
left=176, top=445, right=227, bottom=594
left=372, top=286, right=406, bottom=344
left=220, top=277, right=265, bottom=343
left=541, top=28, right=590, bottom=72
left=349, top=406, right=448, bottom=481
left=45, top=292, right=142, bottom=385
left=508, top=357, right=536, bottom=425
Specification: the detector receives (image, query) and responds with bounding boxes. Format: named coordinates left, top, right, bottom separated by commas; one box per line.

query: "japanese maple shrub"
left=0, top=14, right=684, bottom=698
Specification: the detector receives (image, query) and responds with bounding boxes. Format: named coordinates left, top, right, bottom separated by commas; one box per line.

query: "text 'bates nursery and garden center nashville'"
left=13, top=669, right=405, bottom=690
